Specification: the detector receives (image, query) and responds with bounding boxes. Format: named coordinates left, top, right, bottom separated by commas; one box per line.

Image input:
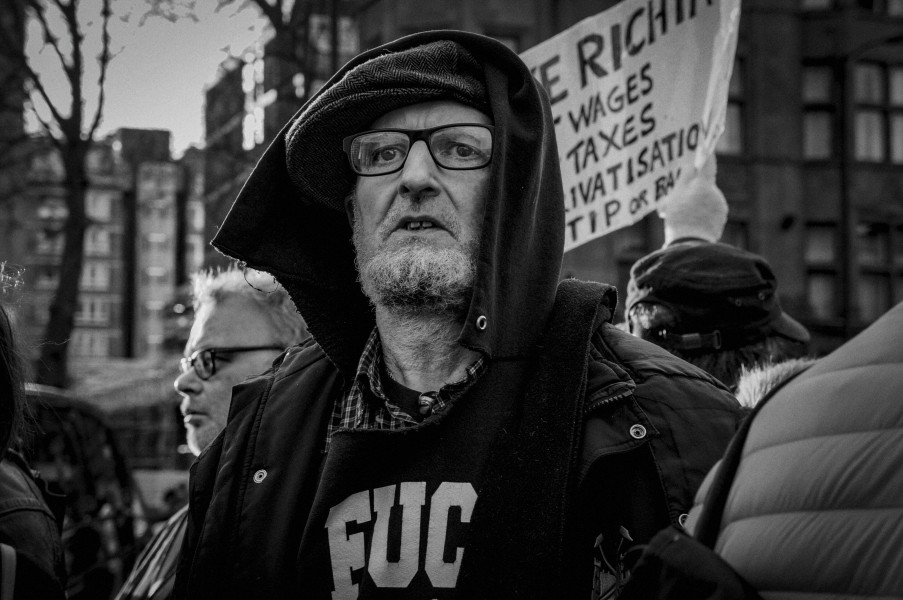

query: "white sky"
left=24, top=1, right=271, bottom=158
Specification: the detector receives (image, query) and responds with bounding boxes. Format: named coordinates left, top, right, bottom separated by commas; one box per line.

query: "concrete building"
left=109, top=128, right=205, bottom=358
left=203, top=57, right=255, bottom=268
left=15, top=139, right=130, bottom=360
left=201, top=11, right=359, bottom=267
left=133, top=161, right=182, bottom=358
left=4, top=128, right=204, bottom=366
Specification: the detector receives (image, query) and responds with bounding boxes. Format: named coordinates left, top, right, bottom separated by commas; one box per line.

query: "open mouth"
left=405, top=220, right=435, bottom=231
left=397, top=216, right=444, bottom=232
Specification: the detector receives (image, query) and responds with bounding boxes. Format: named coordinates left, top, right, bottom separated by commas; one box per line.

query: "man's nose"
left=174, top=367, right=201, bottom=397
left=398, top=140, right=438, bottom=201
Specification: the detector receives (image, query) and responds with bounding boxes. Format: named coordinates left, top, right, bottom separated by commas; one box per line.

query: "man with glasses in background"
left=173, top=32, right=741, bottom=599
left=115, top=267, right=307, bottom=599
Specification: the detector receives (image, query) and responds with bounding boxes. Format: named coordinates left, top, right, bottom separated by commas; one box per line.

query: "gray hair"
left=190, top=266, right=308, bottom=348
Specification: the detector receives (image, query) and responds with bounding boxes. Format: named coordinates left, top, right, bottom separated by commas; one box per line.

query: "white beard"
left=354, top=223, right=476, bottom=316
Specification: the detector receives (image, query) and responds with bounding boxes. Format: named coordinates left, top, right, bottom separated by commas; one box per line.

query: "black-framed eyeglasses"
left=342, top=123, right=494, bottom=176
left=179, top=346, right=283, bottom=381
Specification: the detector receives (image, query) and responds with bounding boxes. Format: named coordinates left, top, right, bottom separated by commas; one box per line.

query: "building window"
left=86, top=190, right=113, bottom=221
left=142, top=232, right=170, bottom=253
left=857, top=0, right=903, bottom=14
left=805, top=223, right=837, bottom=263
left=80, top=262, right=111, bottom=291
left=856, top=220, right=903, bottom=322
left=859, top=273, right=890, bottom=321
left=29, top=151, right=64, bottom=180
left=35, top=266, right=58, bottom=290
left=187, top=201, right=204, bottom=232
left=36, top=197, right=68, bottom=221
left=142, top=200, right=171, bottom=221
left=71, top=330, right=109, bottom=358
left=716, top=57, right=745, bottom=156
left=35, top=230, right=64, bottom=255
left=85, top=227, right=111, bottom=256
left=309, top=15, right=359, bottom=63
left=143, top=266, right=169, bottom=286
left=891, top=67, right=903, bottom=162
left=805, top=223, right=838, bottom=320
left=807, top=274, right=837, bottom=320
left=802, top=65, right=835, bottom=159
left=853, top=62, right=903, bottom=164
left=185, top=236, right=205, bottom=273
left=75, top=297, right=111, bottom=325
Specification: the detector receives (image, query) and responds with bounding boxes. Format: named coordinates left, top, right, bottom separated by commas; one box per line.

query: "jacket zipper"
left=585, top=385, right=634, bottom=415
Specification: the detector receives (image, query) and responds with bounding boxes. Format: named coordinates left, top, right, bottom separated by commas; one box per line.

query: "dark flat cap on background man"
left=626, top=241, right=810, bottom=389
left=174, top=30, right=742, bottom=599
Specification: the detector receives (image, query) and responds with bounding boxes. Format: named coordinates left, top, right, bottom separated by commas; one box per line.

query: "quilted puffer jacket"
left=686, top=300, right=903, bottom=598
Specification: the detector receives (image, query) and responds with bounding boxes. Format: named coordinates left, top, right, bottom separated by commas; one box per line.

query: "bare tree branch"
left=87, top=0, right=112, bottom=139
left=1, top=0, right=114, bottom=386
left=25, top=0, right=70, bottom=76
left=0, top=3, right=69, bottom=127
left=57, top=0, right=85, bottom=142
left=24, top=96, right=64, bottom=148
left=249, top=0, right=283, bottom=30
left=24, top=67, right=69, bottom=128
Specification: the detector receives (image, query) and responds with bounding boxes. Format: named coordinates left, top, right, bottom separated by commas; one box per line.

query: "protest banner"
left=520, top=0, right=741, bottom=252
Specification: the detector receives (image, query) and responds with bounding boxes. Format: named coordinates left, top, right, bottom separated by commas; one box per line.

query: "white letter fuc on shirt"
left=326, top=482, right=478, bottom=595
left=425, top=482, right=478, bottom=588
left=326, top=489, right=370, bottom=600
left=368, top=482, right=426, bottom=588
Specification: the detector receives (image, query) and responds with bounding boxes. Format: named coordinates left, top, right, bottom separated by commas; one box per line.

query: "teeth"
left=406, top=221, right=435, bottom=230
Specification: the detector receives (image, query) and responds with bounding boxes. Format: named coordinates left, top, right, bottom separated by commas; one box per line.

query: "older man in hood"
left=173, top=31, right=742, bottom=599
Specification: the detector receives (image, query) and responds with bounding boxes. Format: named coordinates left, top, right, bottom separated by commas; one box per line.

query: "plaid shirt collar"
left=325, top=327, right=486, bottom=452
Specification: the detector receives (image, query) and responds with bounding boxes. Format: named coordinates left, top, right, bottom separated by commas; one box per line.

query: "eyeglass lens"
left=180, top=350, right=215, bottom=380
left=348, top=125, right=492, bottom=175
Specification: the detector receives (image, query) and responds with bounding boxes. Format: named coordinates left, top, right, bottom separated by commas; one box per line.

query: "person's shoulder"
left=226, top=336, right=340, bottom=433
left=273, top=336, right=332, bottom=382
left=591, top=323, right=740, bottom=412
left=594, top=323, right=721, bottom=385
left=230, top=337, right=332, bottom=401
left=0, top=454, right=53, bottom=514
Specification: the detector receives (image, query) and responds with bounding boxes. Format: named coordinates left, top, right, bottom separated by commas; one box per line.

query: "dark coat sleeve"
left=572, top=324, right=744, bottom=597
left=0, top=455, right=67, bottom=599
left=171, top=428, right=224, bottom=600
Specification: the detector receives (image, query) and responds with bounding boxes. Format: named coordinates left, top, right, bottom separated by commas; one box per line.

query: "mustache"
left=377, top=201, right=462, bottom=240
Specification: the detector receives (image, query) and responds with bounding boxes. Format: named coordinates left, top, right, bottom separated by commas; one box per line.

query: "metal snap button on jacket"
left=253, top=469, right=267, bottom=483
left=476, top=315, right=488, bottom=330
left=629, top=424, right=647, bottom=439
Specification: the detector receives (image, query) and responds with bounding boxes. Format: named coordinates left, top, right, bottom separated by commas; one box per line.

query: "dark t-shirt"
left=380, top=367, right=427, bottom=424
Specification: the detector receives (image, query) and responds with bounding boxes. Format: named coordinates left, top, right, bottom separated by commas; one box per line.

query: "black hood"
left=211, top=30, right=564, bottom=378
